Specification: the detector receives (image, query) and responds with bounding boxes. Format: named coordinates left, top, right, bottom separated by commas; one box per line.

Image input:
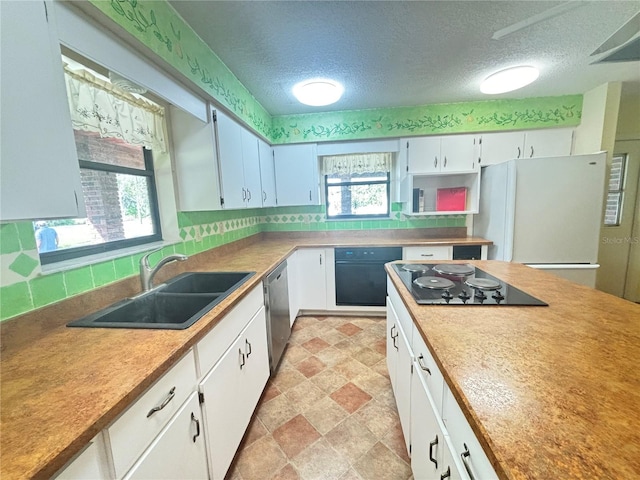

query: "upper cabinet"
left=258, top=139, right=277, bottom=207
left=405, top=134, right=478, bottom=175
left=273, top=144, right=319, bottom=206
left=0, top=1, right=85, bottom=221
left=478, top=128, right=573, bottom=166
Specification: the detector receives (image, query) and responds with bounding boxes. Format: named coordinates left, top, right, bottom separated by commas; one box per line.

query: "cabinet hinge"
left=411, top=364, right=414, bottom=374
left=212, top=110, right=217, bottom=122
left=198, top=392, right=205, bottom=404
left=409, top=444, right=412, bottom=454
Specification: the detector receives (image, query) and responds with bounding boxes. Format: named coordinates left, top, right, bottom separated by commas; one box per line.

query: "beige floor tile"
left=271, top=366, right=308, bottom=392
left=271, top=463, right=301, bottom=480
left=316, top=328, right=348, bottom=345
left=370, top=358, right=390, bottom=378
left=336, top=322, right=363, bottom=336
left=339, top=468, right=363, bottom=480
left=273, top=414, right=322, bottom=459
left=292, top=438, right=350, bottom=480
left=302, top=396, right=349, bottom=435
left=313, top=346, right=349, bottom=368
left=352, top=346, right=385, bottom=367
left=302, top=337, right=331, bottom=354
left=309, top=368, right=349, bottom=394
left=354, top=400, right=400, bottom=439
left=329, top=382, right=372, bottom=414
left=380, top=420, right=410, bottom=464
left=243, top=416, right=269, bottom=448
left=235, top=435, right=288, bottom=480
left=352, top=371, right=392, bottom=399
left=353, top=442, right=412, bottom=480
left=296, top=356, right=327, bottom=378
left=285, top=344, right=313, bottom=365
left=284, top=380, right=326, bottom=411
left=262, top=381, right=283, bottom=403
left=258, top=393, right=302, bottom=432
left=333, top=358, right=372, bottom=380
left=324, top=416, right=378, bottom=464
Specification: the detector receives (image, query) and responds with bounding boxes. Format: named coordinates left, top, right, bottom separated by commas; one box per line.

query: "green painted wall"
left=0, top=205, right=465, bottom=321
left=87, top=0, right=582, bottom=144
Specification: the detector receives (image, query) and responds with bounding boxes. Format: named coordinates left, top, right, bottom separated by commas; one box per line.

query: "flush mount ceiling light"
left=480, top=66, right=539, bottom=95
left=292, top=79, right=344, bottom=106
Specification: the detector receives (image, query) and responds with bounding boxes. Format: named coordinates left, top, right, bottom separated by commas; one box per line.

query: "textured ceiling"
left=168, top=1, right=640, bottom=116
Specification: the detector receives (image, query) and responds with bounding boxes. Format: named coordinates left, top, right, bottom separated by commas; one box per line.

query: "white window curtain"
left=322, top=152, right=392, bottom=175
left=63, top=66, right=167, bottom=152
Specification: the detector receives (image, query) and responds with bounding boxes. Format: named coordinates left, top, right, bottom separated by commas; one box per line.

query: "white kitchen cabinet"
left=523, top=128, right=573, bottom=159
left=123, top=393, right=208, bottom=480
left=0, top=0, right=85, bottom=221
left=296, top=248, right=327, bottom=310
left=386, top=298, right=399, bottom=392
left=169, top=106, right=222, bottom=211
left=400, top=171, right=481, bottom=215
left=199, top=306, right=269, bottom=480
left=396, top=319, right=413, bottom=454
left=405, top=135, right=477, bottom=174
left=477, top=131, right=525, bottom=166
left=273, top=144, right=319, bottom=206
left=216, top=110, right=246, bottom=209
left=54, top=435, right=111, bottom=480
left=107, top=350, right=197, bottom=478
left=258, top=139, right=277, bottom=207
left=403, top=246, right=452, bottom=261
left=240, top=127, right=263, bottom=208
left=412, top=326, right=446, bottom=417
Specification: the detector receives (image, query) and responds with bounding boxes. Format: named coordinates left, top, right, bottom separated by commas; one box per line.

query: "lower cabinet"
left=123, top=393, right=208, bottom=480
left=199, top=306, right=269, bottom=480
left=296, top=248, right=327, bottom=310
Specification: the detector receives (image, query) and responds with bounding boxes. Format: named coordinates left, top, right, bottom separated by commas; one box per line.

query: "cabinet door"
left=386, top=298, right=399, bottom=391
left=216, top=110, right=245, bottom=209
left=241, top=128, right=262, bottom=208
left=0, top=1, right=84, bottom=221
left=240, top=306, right=270, bottom=423
left=296, top=249, right=327, bottom=310
left=478, top=132, right=525, bottom=166
left=441, top=135, right=477, bottom=173
left=123, top=393, right=209, bottom=480
left=440, top=436, right=465, bottom=480
left=407, top=137, right=441, bottom=173
left=410, top=366, right=445, bottom=480
left=396, top=323, right=413, bottom=454
left=523, top=128, right=573, bottom=158
left=273, top=144, right=319, bottom=206
left=258, top=139, right=277, bottom=207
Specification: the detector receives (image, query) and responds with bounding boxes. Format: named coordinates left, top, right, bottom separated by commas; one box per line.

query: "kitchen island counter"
left=387, top=260, right=640, bottom=479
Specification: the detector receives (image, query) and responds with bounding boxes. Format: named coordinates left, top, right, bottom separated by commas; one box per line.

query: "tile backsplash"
left=0, top=204, right=465, bottom=321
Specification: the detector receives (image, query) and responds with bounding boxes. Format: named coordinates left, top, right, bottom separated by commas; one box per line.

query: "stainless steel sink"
left=67, top=271, right=255, bottom=330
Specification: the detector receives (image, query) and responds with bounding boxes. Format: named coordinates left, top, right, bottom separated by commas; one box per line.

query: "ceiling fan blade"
left=492, top=1, right=587, bottom=40
left=590, top=11, right=640, bottom=56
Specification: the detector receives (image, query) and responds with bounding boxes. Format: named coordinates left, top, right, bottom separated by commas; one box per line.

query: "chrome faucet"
left=140, top=248, right=188, bottom=292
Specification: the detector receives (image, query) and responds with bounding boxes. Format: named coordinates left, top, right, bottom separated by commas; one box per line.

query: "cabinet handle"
left=461, top=443, right=477, bottom=480
left=478, top=157, right=482, bottom=164
left=191, top=412, right=201, bottom=443
left=434, top=157, right=438, bottom=169
left=444, top=156, right=447, bottom=168
left=390, top=325, right=396, bottom=338
left=530, top=146, right=534, bottom=158
left=440, top=466, right=451, bottom=480
left=239, top=349, right=246, bottom=369
left=309, top=190, right=312, bottom=201
left=263, top=191, right=267, bottom=202
left=319, top=253, right=322, bottom=265
left=242, top=188, right=247, bottom=201
left=146, top=387, right=176, bottom=418
left=517, top=147, right=521, bottom=159
left=417, top=354, right=431, bottom=375
left=429, top=435, right=439, bottom=468
left=247, top=189, right=252, bottom=201
left=245, top=339, right=252, bottom=357
left=420, top=253, right=434, bottom=257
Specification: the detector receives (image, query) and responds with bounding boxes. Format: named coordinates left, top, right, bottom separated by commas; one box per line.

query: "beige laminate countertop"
left=386, top=260, right=640, bottom=480
left=0, top=234, right=488, bottom=479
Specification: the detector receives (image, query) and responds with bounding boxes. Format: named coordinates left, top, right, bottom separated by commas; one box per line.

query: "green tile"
left=91, top=261, right=117, bottom=287
left=114, top=256, right=135, bottom=279
left=174, top=242, right=187, bottom=255
left=0, top=223, right=21, bottom=254
left=9, top=253, right=39, bottom=278
left=185, top=240, right=196, bottom=255
left=0, top=282, right=33, bottom=320
left=64, top=267, right=95, bottom=296
left=30, top=273, right=66, bottom=308
left=16, top=222, right=37, bottom=250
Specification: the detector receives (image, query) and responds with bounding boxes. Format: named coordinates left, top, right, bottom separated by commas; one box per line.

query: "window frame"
left=39, top=147, right=163, bottom=265
left=324, top=171, right=391, bottom=220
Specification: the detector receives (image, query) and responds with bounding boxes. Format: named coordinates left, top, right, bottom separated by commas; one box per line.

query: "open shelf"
left=400, top=171, right=480, bottom=215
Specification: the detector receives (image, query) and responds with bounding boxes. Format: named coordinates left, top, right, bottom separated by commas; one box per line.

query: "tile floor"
left=226, top=315, right=413, bottom=480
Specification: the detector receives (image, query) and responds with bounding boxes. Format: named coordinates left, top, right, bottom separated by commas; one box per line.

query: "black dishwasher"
left=335, top=247, right=403, bottom=306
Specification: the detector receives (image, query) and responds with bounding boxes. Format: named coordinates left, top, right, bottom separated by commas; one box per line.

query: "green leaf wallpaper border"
left=87, top=1, right=582, bottom=146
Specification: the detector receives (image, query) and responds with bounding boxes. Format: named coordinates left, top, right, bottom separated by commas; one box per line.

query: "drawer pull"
left=440, top=466, right=451, bottom=480
left=146, top=387, right=176, bottom=418
left=461, top=443, right=476, bottom=480
left=420, top=253, right=434, bottom=257
left=429, top=435, right=439, bottom=468
left=191, top=412, right=200, bottom=442
left=239, top=349, right=246, bottom=369
left=245, top=339, right=252, bottom=357
left=417, top=354, right=431, bottom=375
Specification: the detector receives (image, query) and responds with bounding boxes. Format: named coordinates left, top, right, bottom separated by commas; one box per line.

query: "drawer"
left=412, top=326, right=445, bottom=416
left=387, top=278, right=413, bottom=344
left=442, top=386, right=498, bottom=480
left=107, top=350, right=197, bottom=478
left=195, top=284, right=263, bottom=376
left=403, top=246, right=452, bottom=261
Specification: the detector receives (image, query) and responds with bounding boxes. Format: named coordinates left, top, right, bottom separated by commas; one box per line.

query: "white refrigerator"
left=473, top=152, right=607, bottom=287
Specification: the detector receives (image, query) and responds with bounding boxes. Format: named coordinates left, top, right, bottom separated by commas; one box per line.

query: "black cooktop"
left=391, top=263, right=548, bottom=306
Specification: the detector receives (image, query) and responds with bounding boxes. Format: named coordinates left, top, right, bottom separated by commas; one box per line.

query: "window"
left=34, top=54, right=166, bottom=264
left=604, top=154, right=627, bottom=226
left=323, top=153, right=392, bottom=219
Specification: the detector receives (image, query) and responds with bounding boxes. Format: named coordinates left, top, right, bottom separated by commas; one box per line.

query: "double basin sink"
left=67, top=272, right=255, bottom=330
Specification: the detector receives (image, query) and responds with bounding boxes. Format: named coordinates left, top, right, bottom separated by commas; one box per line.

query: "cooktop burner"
left=391, top=263, right=548, bottom=306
